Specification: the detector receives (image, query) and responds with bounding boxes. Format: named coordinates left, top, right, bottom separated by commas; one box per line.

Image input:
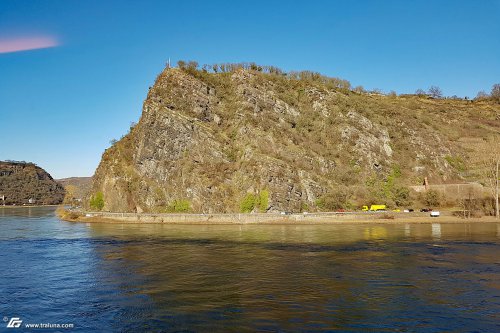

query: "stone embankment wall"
left=81, top=211, right=432, bottom=224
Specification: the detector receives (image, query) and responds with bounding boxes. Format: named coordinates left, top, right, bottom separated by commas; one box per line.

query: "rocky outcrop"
left=89, top=66, right=500, bottom=213
left=0, top=161, right=65, bottom=205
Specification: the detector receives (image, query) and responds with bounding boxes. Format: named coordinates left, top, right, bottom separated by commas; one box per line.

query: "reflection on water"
left=404, top=223, right=411, bottom=237
left=432, top=223, right=441, bottom=240
left=0, top=207, right=499, bottom=332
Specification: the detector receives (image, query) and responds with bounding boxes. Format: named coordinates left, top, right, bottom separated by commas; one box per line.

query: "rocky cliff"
left=0, top=161, right=65, bottom=205
left=90, top=65, right=500, bottom=213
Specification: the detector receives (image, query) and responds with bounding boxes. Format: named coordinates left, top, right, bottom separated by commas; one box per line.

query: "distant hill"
left=0, top=161, right=65, bottom=205
left=89, top=63, right=500, bottom=213
left=57, top=177, right=92, bottom=201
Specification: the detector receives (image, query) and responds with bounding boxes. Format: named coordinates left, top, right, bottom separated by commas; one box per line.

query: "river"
left=0, top=207, right=499, bottom=332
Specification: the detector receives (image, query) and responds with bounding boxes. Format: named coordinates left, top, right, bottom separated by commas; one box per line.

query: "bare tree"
left=475, top=137, right=500, bottom=218
left=415, top=89, right=426, bottom=95
left=177, top=60, right=186, bottom=69
left=354, top=86, right=365, bottom=93
left=458, top=188, right=481, bottom=218
left=187, top=61, right=198, bottom=71
left=485, top=150, right=500, bottom=219
left=475, top=91, right=489, bottom=100
left=428, top=86, right=443, bottom=98
left=491, top=83, right=500, bottom=101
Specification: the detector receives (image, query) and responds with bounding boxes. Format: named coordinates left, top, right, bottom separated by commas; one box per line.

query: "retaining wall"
left=80, top=211, right=431, bottom=224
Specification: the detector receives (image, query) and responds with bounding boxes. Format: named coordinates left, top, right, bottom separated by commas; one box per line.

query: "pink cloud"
left=0, top=36, right=59, bottom=54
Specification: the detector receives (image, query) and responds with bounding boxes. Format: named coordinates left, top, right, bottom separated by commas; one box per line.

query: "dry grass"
left=55, top=207, right=82, bottom=221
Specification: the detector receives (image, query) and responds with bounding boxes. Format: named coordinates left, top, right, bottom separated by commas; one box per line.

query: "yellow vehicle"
left=362, top=205, right=387, bottom=211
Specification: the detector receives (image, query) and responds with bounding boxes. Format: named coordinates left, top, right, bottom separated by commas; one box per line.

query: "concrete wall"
left=83, top=211, right=387, bottom=224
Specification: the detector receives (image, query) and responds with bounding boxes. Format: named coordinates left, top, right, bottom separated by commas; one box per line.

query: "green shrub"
left=316, top=187, right=352, bottom=211
left=444, top=155, right=465, bottom=172
left=383, top=166, right=401, bottom=198
left=90, top=192, right=104, bottom=211
left=257, top=190, right=269, bottom=212
left=424, top=189, right=441, bottom=207
left=166, top=199, right=191, bottom=213
left=240, top=193, right=256, bottom=213
left=315, top=198, right=327, bottom=210
left=365, top=167, right=412, bottom=207
left=366, top=174, right=394, bottom=204
left=393, top=186, right=412, bottom=207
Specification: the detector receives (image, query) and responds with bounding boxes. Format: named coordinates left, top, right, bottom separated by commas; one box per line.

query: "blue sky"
left=1, top=0, right=499, bottom=178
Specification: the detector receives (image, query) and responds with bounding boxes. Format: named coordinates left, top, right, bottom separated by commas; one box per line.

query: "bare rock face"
left=89, top=67, right=500, bottom=213
left=0, top=161, right=65, bottom=205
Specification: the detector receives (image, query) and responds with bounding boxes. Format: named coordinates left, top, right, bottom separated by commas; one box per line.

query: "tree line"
left=174, top=59, right=499, bottom=102
left=176, top=60, right=352, bottom=91
left=415, top=84, right=500, bottom=101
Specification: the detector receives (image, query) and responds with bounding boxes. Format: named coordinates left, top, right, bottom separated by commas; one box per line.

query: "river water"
left=0, top=207, right=499, bottom=332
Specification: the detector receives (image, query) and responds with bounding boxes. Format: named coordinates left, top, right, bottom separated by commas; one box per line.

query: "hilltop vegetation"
left=89, top=62, right=500, bottom=213
left=0, top=161, right=65, bottom=205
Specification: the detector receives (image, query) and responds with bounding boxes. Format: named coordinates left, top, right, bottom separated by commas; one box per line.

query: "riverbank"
left=58, top=209, right=500, bottom=225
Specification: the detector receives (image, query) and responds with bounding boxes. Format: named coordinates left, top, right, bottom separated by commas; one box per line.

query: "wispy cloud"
left=0, top=36, right=59, bottom=54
